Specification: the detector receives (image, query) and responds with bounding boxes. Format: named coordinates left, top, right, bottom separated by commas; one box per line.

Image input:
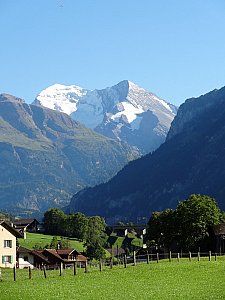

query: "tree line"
left=146, top=194, right=224, bottom=252
left=43, top=194, right=224, bottom=258
left=43, top=208, right=107, bottom=260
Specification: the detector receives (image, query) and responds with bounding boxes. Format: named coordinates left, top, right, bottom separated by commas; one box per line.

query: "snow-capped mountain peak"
left=34, top=83, right=88, bottom=115
left=33, top=80, right=177, bottom=154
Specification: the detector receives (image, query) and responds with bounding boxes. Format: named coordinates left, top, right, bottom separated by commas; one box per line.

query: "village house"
left=0, top=221, right=22, bottom=268
left=12, top=218, right=42, bottom=239
left=16, top=247, right=87, bottom=269
left=17, top=246, right=34, bottom=269
left=17, top=246, right=50, bottom=269
left=42, top=249, right=87, bottom=268
left=57, top=248, right=87, bottom=265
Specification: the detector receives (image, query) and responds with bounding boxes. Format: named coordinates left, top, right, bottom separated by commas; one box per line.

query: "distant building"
left=12, top=218, right=42, bottom=239
left=213, top=223, right=225, bottom=254
left=106, top=225, right=146, bottom=238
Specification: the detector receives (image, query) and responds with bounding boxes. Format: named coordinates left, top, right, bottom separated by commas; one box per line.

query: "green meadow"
left=1, top=258, right=225, bottom=299
left=18, top=232, right=85, bottom=252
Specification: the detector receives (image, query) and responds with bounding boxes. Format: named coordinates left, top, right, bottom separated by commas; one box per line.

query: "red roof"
left=17, top=246, right=32, bottom=253
left=76, top=254, right=87, bottom=262
left=57, top=249, right=80, bottom=256
left=43, top=249, right=64, bottom=261
left=32, top=250, right=50, bottom=263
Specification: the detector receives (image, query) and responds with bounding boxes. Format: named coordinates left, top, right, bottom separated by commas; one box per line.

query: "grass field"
left=1, top=257, right=225, bottom=299
left=18, top=232, right=85, bottom=252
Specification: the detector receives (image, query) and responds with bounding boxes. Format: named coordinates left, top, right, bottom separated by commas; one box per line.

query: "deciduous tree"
left=85, top=216, right=107, bottom=260
left=175, top=194, right=222, bottom=249
left=147, top=194, right=223, bottom=251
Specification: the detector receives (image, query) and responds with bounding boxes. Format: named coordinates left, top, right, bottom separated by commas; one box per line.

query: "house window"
left=24, top=256, right=28, bottom=261
left=4, top=240, right=12, bottom=248
left=2, top=256, right=13, bottom=264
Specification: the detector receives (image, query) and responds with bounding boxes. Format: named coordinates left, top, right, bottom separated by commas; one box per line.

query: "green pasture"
left=1, top=257, right=225, bottom=299
left=18, top=232, right=84, bottom=252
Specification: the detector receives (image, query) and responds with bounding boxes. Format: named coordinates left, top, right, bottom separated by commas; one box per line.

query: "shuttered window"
left=2, top=256, right=13, bottom=263
left=4, top=240, right=12, bottom=248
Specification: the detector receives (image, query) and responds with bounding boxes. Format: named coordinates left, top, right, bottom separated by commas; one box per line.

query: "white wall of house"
left=18, top=253, right=34, bottom=269
left=0, top=224, right=17, bottom=268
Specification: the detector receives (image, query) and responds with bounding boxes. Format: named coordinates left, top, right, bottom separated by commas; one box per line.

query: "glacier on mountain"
left=36, top=83, right=88, bottom=115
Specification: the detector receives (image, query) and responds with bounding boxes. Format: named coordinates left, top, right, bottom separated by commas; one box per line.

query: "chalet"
left=12, top=219, right=41, bottom=238
left=31, top=250, right=51, bottom=267
left=0, top=221, right=22, bottom=268
left=17, top=246, right=49, bottom=269
left=41, top=249, right=64, bottom=265
left=16, top=247, right=88, bottom=269
left=57, top=248, right=87, bottom=263
left=57, top=249, right=80, bottom=260
left=42, top=249, right=87, bottom=267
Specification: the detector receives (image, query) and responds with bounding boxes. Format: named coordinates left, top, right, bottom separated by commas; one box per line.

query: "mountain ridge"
left=0, top=93, right=138, bottom=215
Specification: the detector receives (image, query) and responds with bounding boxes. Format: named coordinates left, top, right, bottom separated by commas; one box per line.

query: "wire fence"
left=1, top=251, right=225, bottom=282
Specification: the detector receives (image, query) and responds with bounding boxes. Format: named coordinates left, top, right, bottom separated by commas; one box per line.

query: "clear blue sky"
left=1, top=0, right=225, bottom=106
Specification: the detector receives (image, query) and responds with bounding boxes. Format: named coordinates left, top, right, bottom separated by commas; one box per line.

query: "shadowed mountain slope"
left=68, top=86, right=225, bottom=222
left=0, top=94, right=138, bottom=215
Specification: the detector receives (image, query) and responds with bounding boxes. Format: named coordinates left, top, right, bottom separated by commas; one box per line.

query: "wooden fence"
left=0, top=251, right=224, bottom=282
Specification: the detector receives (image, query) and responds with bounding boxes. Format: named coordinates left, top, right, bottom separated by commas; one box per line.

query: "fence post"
left=84, top=261, right=88, bottom=273
left=147, top=252, right=149, bottom=264
left=177, top=253, right=180, bottom=262
left=0, top=268, right=2, bottom=281
left=13, top=265, right=16, bottom=281
left=111, top=249, right=114, bottom=268
left=169, top=251, right=172, bottom=262
left=156, top=253, right=159, bottom=263
left=43, top=265, right=47, bottom=278
left=189, top=252, right=192, bottom=262
left=209, top=251, right=211, bottom=261
left=110, top=257, right=113, bottom=269
left=133, top=251, right=136, bottom=266
left=29, top=266, right=32, bottom=279
left=59, top=262, right=63, bottom=276
left=99, top=260, right=102, bottom=272
left=124, top=254, right=127, bottom=268
left=215, top=253, right=217, bottom=261
left=198, top=252, right=200, bottom=262
left=73, top=261, right=77, bottom=275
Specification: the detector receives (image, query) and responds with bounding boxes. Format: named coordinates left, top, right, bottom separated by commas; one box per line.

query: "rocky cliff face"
left=0, top=94, right=138, bottom=215
left=68, top=85, right=225, bottom=223
left=34, top=80, right=177, bottom=154
left=167, top=87, right=225, bottom=140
